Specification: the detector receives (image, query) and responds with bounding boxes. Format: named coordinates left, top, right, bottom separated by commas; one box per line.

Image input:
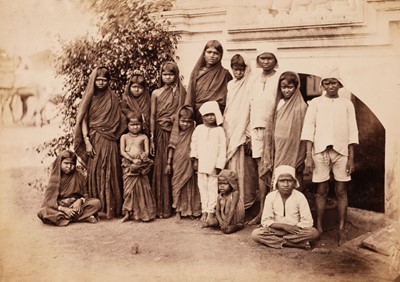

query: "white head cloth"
left=199, top=100, right=223, bottom=125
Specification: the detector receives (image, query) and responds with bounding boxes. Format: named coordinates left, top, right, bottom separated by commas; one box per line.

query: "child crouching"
left=205, top=169, right=245, bottom=233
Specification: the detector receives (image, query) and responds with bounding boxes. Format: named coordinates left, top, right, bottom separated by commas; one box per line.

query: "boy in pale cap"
left=251, top=165, right=319, bottom=249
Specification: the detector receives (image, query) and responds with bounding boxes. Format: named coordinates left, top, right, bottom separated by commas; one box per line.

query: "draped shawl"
left=273, top=72, right=307, bottom=170
left=121, top=76, right=151, bottom=135
left=155, top=62, right=186, bottom=131
left=41, top=153, right=86, bottom=210
left=74, top=67, right=127, bottom=164
left=168, top=105, right=195, bottom=196
left=185, top=51, right=232, bottom=110
left=217, top=169, right=245, bottom=225
left=223, top=54, right=252, bottom=160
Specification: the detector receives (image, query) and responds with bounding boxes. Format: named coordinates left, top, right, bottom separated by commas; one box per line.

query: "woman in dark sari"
left=121, top=73, right=151, bottom=136
left=185, top=40, right=232, bottom=123
left=150, top=62, right=186, bottom=218
left=74, top=67, right=127, bottom=219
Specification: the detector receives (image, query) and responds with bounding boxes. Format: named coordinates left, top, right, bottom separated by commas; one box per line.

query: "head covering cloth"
left=272, top=165, right=300, bottom=190
left=199, top=100, right=223, bottom=125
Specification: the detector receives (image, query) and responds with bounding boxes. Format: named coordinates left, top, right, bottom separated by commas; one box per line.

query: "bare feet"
left=119, top=214, right=129, bottom=223
left=317, top=225, right=323, bottom=235
left=284, top=241, right=311, bottom=250
left=247, top=214, right=261, bottom=226
left=175, top=212, right=181, bottom=221
left=200, top=212, right=207, bottom=222
left=338, top=229, right=347, bottom=246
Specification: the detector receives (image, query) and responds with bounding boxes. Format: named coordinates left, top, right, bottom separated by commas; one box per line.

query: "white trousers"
left=197, top=173, right=218, bottom=213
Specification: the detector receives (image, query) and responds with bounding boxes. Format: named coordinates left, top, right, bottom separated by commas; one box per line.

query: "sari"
left=37, top=152, right=101, bottom=226
left=74, top=68, right=127, bottom=218
left=121, top=157, right=156, bottom=221
left=273, top=72, right=308, bottom=172
left=168, top=105, right=201, bottom=217
left=223, top=54, right=257, bottom=208
left=186, top=48, right=232, bottom=123
left=121, top=76, right=151, bottom=136
left=217, top=170, right=245, bottom=227
left=152, top=62, right=186, bottom=218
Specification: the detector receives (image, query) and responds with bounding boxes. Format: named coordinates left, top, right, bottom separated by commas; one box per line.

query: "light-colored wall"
left=165, top=0, right=400, bottom=220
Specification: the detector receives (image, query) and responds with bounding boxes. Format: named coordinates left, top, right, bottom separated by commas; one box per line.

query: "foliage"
left=37, top=0, right=178, bottom=158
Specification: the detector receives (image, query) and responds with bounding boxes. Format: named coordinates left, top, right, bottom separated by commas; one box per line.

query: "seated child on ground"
left=205, top=169, right=245, bottom=233
left=37, top=150, right=101, bottom=226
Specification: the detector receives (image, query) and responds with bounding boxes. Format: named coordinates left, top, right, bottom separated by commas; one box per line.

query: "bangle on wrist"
left=80, top=197, right=86, bottom=204
left=84, top=136, right=90, bottom=141
left=306, top=151, right=312, bottom=155
left=57, top=206, right=62, bottom=211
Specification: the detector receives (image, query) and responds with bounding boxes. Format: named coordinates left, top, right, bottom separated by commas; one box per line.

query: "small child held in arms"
left=208, top=169, right=245, bottom=234
left=166, top=105, right=202, bottom=220
left=190, top=101, right=226, bottom=227
left=120, top=114, right=155, bottom=223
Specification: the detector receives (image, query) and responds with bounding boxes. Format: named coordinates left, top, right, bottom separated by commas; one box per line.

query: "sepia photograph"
left=0, top=0, right=399, bottom=281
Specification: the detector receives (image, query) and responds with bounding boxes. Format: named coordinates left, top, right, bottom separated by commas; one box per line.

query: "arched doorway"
left=299, top=73, right=385, bottom=213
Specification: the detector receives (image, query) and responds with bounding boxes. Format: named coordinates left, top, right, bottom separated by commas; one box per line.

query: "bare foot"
left=200, top=212, right=207, bottom=222
left=206, top=213, right=218, bottom=227
left=338, top=229, right=347, bottom=246
left=317, top=226, right=323, bottom=235
left=85, top=215, right=98, bottom=224
left=175, top=212, right=181, bottom=221
left=246, top=214, right=261, bottom=226
left=119, top=214, right=129, bottom=223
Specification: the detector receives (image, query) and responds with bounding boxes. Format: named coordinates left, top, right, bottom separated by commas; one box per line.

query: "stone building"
left=164, top=0, right=400, bottom=221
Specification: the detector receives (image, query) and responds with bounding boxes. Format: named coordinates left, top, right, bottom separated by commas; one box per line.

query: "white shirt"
left=261, top=190, right=314, bottom=228
left=301, top=95, right=359, bottom=156
left=249, top=72, right=279, bottom=129
left=190, top=125, right=226, bottom=174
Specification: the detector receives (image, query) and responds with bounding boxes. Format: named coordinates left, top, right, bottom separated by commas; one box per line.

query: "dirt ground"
left=0, top=124, right=397, bottom=282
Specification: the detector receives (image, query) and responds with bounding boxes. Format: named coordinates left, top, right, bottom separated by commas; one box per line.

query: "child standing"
left=301, top=70, right=358, bottom=245
left=120, top=115, right=155, bottom=223
left=223, top=54, right=258, bottom=210
left=213, top=169, right=245, bottom=234
left=272, top=71, right=308, bottom=190
left=150, top=62, right=186, bottom=218
left=190, top=101, right=226, bottom=226
left=166, top=105, right=202, bottom=220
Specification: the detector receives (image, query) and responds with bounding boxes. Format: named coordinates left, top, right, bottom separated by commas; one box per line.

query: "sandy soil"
left=0, top=124, right=396, bottom=282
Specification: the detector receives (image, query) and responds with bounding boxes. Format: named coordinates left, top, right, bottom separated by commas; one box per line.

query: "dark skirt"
left=152, top=127, right=172, bottom=218
left=86, top=131, right=123, bottom=218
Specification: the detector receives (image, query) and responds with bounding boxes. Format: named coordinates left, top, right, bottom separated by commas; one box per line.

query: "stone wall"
left=163, top=0, right=400, bottom=220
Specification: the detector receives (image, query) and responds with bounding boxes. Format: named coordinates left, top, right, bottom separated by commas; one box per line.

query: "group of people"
left=37, top=39, right=358, bottom=249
